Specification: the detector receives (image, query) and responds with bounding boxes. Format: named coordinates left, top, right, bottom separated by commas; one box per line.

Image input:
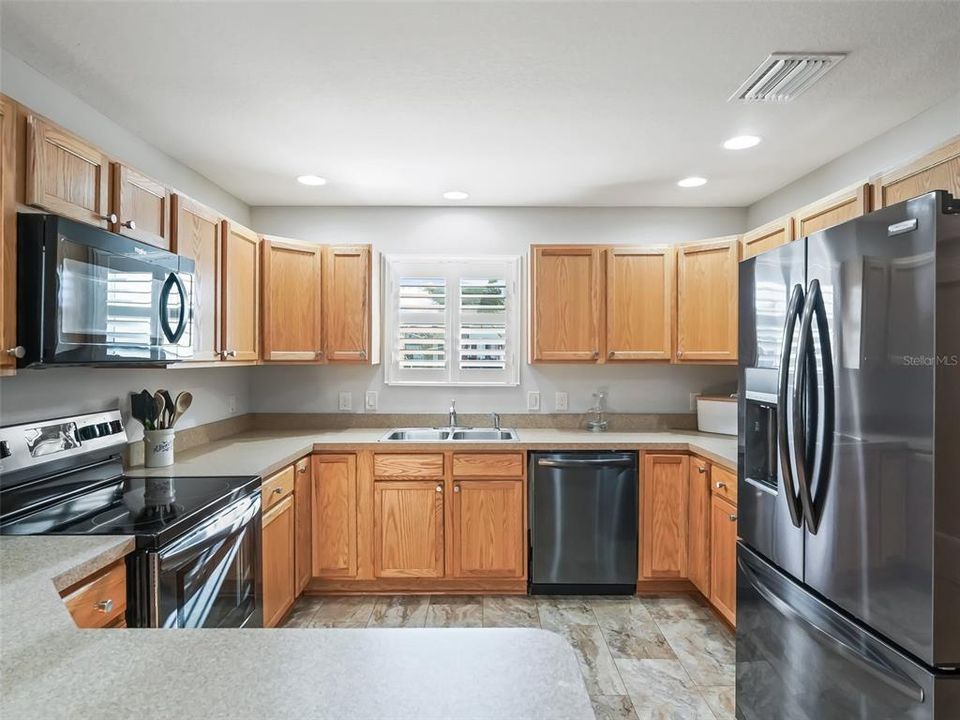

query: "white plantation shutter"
left=385, top=257, right=520, bottom=385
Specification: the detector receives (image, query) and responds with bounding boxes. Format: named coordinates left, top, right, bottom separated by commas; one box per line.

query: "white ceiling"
left=2, top=1, right=958, bottom=207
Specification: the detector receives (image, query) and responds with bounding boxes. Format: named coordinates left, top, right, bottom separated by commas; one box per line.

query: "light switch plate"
left=338, top=391, right=353, bottom=411
left=365, top=391, right=378, bottom=411
left=228, top=395, right=237, bottom=414
left=555, top=391, right=568, bottom=412
left=527, top=391, right=541, bottom=411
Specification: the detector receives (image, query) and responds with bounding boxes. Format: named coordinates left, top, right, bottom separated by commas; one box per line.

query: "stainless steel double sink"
left=380, top=428, right=519, bottom=442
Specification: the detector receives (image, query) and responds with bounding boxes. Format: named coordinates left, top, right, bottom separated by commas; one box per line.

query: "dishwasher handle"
left=536, top=456, right=635, bottom=469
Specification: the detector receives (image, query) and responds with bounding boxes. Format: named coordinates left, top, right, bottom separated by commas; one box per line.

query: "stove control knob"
left=97, top=423, right=111, bottom=436
left=0, top=441, right=10, bottom=459
left=78, top=425, right=100, bottom=441
left=110, top=420, right=123, bottom=434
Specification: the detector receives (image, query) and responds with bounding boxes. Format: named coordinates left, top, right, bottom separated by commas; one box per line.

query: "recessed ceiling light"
left=723, top=135, right=762, bottom=150
left=443, top=190, right=469, bottom=200
left=677, top=176, right=708, bottom=188
left=297, top=175, right=327, bottom=186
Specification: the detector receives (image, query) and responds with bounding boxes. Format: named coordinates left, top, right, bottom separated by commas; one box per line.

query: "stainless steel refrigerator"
left=737, top=191, right=960, bottom=719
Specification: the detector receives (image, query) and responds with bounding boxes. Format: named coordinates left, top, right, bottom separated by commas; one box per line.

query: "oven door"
left=149, top=491, right=262, bottom=628
left=20, top=213, right=194, bottom=365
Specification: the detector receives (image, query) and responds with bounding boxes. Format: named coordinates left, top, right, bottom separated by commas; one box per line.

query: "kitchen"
left=0, top=1, right=959, bottom=719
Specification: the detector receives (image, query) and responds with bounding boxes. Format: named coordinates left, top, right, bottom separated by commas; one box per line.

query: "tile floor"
left=283, top=593, right=735, bottom=719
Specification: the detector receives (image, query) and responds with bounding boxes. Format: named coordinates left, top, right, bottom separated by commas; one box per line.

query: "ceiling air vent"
left=730, top=52, right=847, bottom=102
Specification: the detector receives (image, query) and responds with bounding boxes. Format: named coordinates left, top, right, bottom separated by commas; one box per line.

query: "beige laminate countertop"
left=0, top=535, right=593, bottom=720
left=128, top=428, right=737, bottom=480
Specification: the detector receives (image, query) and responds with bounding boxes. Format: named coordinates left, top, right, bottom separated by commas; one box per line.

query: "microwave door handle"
left=159, top=272, right=188, bottom=344
left=777, top=283, right=805, bottom=528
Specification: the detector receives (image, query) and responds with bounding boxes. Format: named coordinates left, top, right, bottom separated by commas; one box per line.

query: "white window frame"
left=383, top=254, right=522, bottom=386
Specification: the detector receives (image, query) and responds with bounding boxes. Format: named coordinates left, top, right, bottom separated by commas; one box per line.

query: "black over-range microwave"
left=17, top=213, right=195, bottom=367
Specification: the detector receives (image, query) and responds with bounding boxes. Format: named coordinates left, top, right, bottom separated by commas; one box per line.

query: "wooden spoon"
left=170, top=391, right=193, bottom=428
left=153, top=392, right=167, bottom=430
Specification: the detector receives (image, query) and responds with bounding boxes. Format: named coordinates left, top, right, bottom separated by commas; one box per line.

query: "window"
left=384, top=255, right=521, bottom=385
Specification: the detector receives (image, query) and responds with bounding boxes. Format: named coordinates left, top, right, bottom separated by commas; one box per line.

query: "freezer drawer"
left=736, top=543, right=959, bottom=720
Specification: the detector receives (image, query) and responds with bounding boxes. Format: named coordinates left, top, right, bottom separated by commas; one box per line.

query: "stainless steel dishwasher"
left=529, top=451, right=638, bottom=594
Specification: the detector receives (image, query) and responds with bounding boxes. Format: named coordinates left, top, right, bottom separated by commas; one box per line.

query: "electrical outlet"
left=527, top=391, right=541, bottom=411
left=365, top=391, right=378, bottom=411
left=555, top=391, right=568, bottom=412
left=338, top=391, right=353, bottom=411
left=228, top=395, right=237, bottom=414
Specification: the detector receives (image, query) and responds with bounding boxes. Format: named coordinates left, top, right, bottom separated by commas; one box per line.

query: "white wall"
left=747, top=91, right=960, bottom=228
left=0, top=50, right=251, bottom=224
left=250, top=206, right=745, bottom=414
left=0, top=366, right=253, bottom=440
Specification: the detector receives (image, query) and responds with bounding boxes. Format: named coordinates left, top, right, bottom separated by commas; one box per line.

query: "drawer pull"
left=729, top=514, right=738, bottom=522
left=715, top=481, right=727, bottom=489
left=273, top=487, right=284, bottom=494
left=95, top=599, right=114, bottom=613
left=697, top=466, right=706, bottom=474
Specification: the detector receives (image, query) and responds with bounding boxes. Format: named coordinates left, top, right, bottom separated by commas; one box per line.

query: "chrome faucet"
left=490, top=412, right=501, bottom=431
left=448, top=399, right=459, bottom=429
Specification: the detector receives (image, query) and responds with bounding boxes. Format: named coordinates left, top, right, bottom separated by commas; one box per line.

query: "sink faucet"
left=490, top=412, right=501, bottom=431
left=448, top=399, right=459, bottom=429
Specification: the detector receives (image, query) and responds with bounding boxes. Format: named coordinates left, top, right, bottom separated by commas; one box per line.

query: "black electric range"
left=0, top=410, right=263, bottom=628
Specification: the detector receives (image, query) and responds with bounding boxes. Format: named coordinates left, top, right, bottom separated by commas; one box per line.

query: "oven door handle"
left=159, top=272, right=188, bottom=344
left=158, top=492, right=261, bottom=569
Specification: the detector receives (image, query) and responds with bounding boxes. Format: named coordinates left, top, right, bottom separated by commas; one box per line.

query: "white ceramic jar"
left=143, top=429, right=176, bottom=467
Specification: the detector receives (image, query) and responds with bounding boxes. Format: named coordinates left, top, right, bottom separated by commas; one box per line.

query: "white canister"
left=143, top=429, right=176, bottom=468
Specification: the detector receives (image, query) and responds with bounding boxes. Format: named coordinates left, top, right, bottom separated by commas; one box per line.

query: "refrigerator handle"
left=738, top=553, right=925, bottom=704
left=776, top=283, right=805, bottom=528
left=794, top=279, right=835, bottom=535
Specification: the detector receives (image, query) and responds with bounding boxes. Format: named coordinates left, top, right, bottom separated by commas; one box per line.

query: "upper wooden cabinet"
left=873, top=136, right=960, bottom=209
left=262, top=237, right=323, bottom=362
left=0, top=96, right=18, bottom=374
left=110, top=162, right=171, bottom=249
left=25, top=113, right=111, bottom=228
left=324, top=245, right=378, bottom=363
left=640, top=453, right=689, bottom=580
left=675, top=236, right=739, bottom=363
left=221, top=220, right=260, bottom=362
left=793, top=182, right=870, bottom=238
left=451, top=479, right=524, bottom=579
left=605, top=246, right=674, bottom=361
left=171, top=194, right=222, bottom=362
left=740, top=217, right=793, bottom=261
left=374, top=480, right=445, bottom=578
left=312, top=454, right=358, bottom=579
left=530, top=245, right=603, bottom=362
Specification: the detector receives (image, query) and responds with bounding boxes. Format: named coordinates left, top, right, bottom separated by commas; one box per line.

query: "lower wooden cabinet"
left=59, top=558, right=127, bottom=629
left=262, top=493, right=296, bottom=628
left=640, top=453, right=689, bottom=579
left=311, top=454, right=358, bottom=579
left=374, top=480, right=445, bottom=578
left=710, top=492, right=738, bottom=626
left=451, top=479, right=524, bottom=578
left=686, top=456, right=711, bottom=597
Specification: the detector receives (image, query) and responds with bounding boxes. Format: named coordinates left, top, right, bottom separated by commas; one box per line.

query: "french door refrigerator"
left=737, top=191, right=960, bottom=719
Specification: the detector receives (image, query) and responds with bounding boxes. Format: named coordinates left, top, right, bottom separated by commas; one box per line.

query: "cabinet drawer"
left=712, top=464, right=737, bottom=504
left=262, top=464, right=295, bottom=511
left=452, top=453, right=524, bottom=478
left=60, top=560, right=127, bottom=628
left=374, top=454, right=444, bottom=478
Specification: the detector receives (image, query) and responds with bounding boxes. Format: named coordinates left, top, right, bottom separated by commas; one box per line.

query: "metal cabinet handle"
left=608, top=351, right=614, bottom=359
left=715, top=481, right=726, bottom=488
left=453, top=485, right=460, bottom=493
left=225, top=350, right=237, bottom=358
left=360, top=350, right=367, bottom=359
left=101, top=213, right=118, bottom=224
left=6, top=346, right=25, bottom=358
left=122, top=219, right=136, bottom=230
left=729, top=514, right=738, bottom=521
left=297, top=465, right=308, bottom=474
left=273, top=487, right=283, bottom=494
left=677, top=350, right=684, bottom=358
left=592, top=350, right=599, bottom=359
left=698, top=466, right=707, bottom=474
left=435, top=484, right=443, bottom=493
left=95, top=599, right=114, bottom=613
left=315, top=350, right=324, bottom=358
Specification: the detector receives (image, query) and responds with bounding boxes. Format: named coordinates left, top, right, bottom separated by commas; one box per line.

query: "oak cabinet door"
left=0, top=96, right=16, bottom=373
left=452, top=480, right=524, bottom=578
left=606, top=246, right=674, bottom=361
left=640, top=453, right=689, bottom=579
left=262, top=237, right=323, bottom=362
left=740, top=217, right=793, bottom=261
left=294, top=456, right=312, bottom=593
left=530, top=245, right=603, bottom=362
left=793, top=183, right=870, bottom=238
left=676, top=237, right=739, bottom=363
left=171, top=194, right=222, bottom=362
left=262, top=495, right=296, bottom=628
left=324, top=245, right=371, bottom=362
left=25, top=114, right=111, bottom=227
left=873, top=137, right=960, bottom=208
left=374, top=480, right=444, bottom=578
left=710, top=493, right=738, bottom=626
left=221, top=220, right=260, bottom=361
left=312, top=454, right=358, bottom=579
left=111, top=162, right=171, bottom=249
left=686, top=457, right=711, bottom=597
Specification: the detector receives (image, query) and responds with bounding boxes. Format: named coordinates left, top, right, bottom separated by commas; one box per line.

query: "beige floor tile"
left=367, top=595, right=430, bottom=628
left=425, top=595, right=483, bottom=627
left=640, top=594, right=713, bottom=622
left=591, top=694, right=640, bottom=720
left=656, top=618, right=736, bottom=687
left=553, top=622, right=627, bottom=696
left=536, top=595, right=597, bottom=629
left=700, top=686, right=735, bottom=720
left=616, top=658, right=717, bottom=720
left=307, top=596, right=377, bottom=628
left=482, top=595, right=541, bottom=628
left=591, top=597, right=676, bottom=660
left=280, top=597, right=323, bottom=628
